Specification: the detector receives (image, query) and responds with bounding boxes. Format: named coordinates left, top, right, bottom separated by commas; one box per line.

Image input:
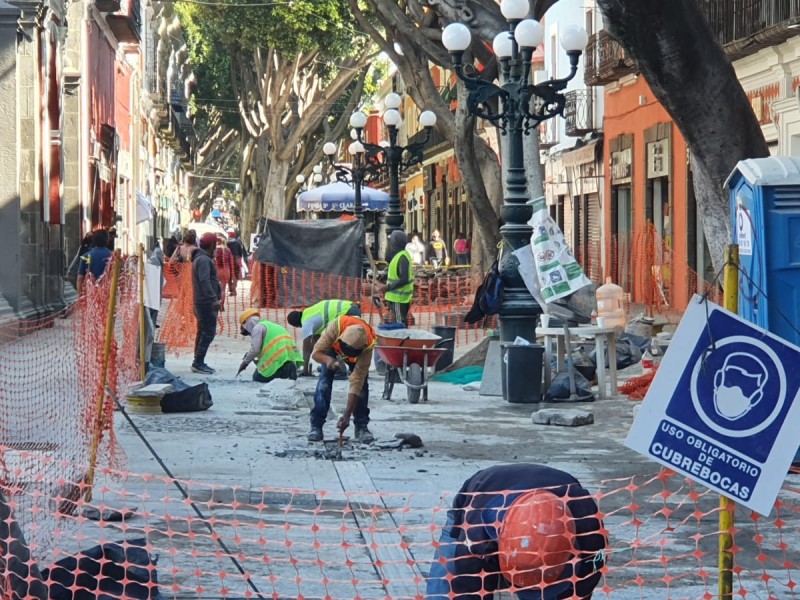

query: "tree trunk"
left=454, top=84, right=502, bottom=274
left=597, top=0, right=770, bottom=273
left=261, top=157, right=291, bottom=220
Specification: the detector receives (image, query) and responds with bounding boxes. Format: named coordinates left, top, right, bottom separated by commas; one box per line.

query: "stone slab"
left=479, top=338, right=503, bottom=397
left=531, top=408, right=594, bottom=427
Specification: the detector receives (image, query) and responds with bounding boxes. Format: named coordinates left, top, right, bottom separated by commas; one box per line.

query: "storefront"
left=562, top=139, right=603, bottom=282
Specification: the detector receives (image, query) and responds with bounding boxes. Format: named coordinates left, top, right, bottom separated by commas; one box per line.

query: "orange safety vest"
left=332, top=315, right=376, bottom=363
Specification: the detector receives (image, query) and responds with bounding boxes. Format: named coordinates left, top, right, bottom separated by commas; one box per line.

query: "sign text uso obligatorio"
left=650, top=420, right=760, bottom=500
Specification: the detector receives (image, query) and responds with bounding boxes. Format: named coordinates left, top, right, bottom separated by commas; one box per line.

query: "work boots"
left=307, top=426, right=323, bottom=442
left=354, top=425, right=374, bottom=444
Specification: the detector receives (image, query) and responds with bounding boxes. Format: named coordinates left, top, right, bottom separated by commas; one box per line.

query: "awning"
left=562, top=139, right=601, bottom=168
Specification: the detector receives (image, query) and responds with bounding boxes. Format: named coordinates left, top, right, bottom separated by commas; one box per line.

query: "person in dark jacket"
left=191, top=232, right=222, bottom=374
left=426, top=464, right=607, bottom=600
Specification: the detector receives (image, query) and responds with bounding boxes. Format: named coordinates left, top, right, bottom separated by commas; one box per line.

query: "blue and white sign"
left=626, top=295, right=800, bottom=515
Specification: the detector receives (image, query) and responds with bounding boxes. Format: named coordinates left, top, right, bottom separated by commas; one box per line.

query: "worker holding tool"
left=307, top=315, right=376, bottom=444
left=238, top=309, right=304, bottom=383
left=287, top=299, right=362, bottom=375
left=426, top=463, right=607, bottom=600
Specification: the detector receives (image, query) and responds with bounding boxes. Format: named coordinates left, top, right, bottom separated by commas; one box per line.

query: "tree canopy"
left=176, top=0, right=374, bottom=228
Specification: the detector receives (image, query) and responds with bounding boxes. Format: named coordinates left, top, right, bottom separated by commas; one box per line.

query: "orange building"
left=602, top=75, right=713, bottom=313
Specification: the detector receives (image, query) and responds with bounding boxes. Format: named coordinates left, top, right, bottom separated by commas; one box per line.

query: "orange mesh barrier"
left=0, top=254, right=144, bottom=555
left=158, top=260, right=255, bottom=352
left=606, top=227, right=723, bottom=323
left=158, top=262, right=496, bottom=354
left=1, top=448, right=799, bottom=599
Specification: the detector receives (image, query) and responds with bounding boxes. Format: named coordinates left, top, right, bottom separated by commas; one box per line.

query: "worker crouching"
left=426, top=464, right=607, bottom=600
left=238, top=309, right=304, bottom=383
left=308, top=315, right=376, bottom=444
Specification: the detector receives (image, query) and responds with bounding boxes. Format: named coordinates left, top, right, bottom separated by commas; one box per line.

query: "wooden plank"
left=334, top=461, right=424, bottom=600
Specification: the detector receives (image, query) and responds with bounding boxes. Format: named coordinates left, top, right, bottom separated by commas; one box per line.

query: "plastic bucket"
left=151, top=342, right=166, bottom=369
left=500, top=343, right=544, bottom=404
left=432, top=325, right=456, bottom=372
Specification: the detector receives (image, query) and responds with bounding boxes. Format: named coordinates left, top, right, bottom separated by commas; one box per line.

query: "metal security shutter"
left=576, top=196, right=585, bottom=266
left=586, top=194, right=601, bottom=282
left=562, top=196, right=574, bottom=250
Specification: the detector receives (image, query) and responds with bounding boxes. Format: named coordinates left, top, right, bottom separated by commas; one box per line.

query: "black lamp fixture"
left=442, top=0, right=588, bottom=342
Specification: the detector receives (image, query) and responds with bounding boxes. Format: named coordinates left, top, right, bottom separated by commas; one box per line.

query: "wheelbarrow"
left=375, top=329, right=452, bottom=404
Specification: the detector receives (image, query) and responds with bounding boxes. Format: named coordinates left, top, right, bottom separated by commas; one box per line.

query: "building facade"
left=0, top=0, right=195, bottom=322
left=541, top=0, right=605, bottom=283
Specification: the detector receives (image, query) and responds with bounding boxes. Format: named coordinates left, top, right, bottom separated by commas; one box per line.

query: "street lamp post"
left=442, top=0, right=588, bottom=342
left=323, top=138, right=374, bottom=221
left=348, top=97, right=437, bottom=237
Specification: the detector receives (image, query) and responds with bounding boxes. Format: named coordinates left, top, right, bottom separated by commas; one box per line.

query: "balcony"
left=584, top=30, right=637, bottom=87
left=563, top=89, right=597, bottom=137
left=700, top=0, right=800, bottom=60
left=158, top=105, right=195, bottom=166
left=106, top=0, right=141, bottom=43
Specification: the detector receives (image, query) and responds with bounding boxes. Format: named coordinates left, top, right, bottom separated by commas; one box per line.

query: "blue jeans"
left=310, top=351, right=369, bottom=428
left=425, top=513, right=574, bottom=600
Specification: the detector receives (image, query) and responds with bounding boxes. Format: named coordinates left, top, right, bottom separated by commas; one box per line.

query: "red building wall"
left=89, top=27, right=116, bottom=228
left=603, top=76, right=692, bottom=311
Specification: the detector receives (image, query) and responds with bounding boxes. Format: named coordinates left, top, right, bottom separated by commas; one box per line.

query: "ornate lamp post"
left=348, top=97, right=437, bottom=236
left=322, top=138, right=373, bottom=221
left=441, top=0, right=588, bottom=342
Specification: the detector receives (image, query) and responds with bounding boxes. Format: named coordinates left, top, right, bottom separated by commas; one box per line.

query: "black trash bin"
left=432, top=325, right=457, bottom=372
left=500, top=342, right=545, bottom=404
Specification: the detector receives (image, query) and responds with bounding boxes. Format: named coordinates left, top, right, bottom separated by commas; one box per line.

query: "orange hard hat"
left=498, top=489, right=576, bottom=589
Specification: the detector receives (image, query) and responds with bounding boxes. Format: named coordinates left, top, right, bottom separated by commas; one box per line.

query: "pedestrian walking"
left=406, top=232, right=426, bottom=266
left=191, top=232, right=221, bottom=375
left=76, top=229, right=113, bottom=295
left=454, top=232, right=469, bottom=265
left=426, top=463, right=607, bottom=600
left=307, top=315, right=376, bottom=444
left=384, top=230, right=414, bottom=326
left=147, top=240, right=165, bottom=327
left=237, top=309, right=304, bottom=383
left=227, top=228, right=246, bottom=288
left=214, top=233, right=235, bottom=307
left=287, top=299, right=362, bottom=375
left=172, top=229, right=198, bottom=263
left=427, top=229, right=449, bottom=268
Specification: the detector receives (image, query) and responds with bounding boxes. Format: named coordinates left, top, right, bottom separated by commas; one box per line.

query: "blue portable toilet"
left=725, top=157, right=800, bottom=346
left=725, top=157, right=800, bottom=466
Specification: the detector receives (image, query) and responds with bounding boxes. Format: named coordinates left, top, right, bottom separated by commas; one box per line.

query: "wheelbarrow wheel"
left=407, top=363, right=423, bottom=404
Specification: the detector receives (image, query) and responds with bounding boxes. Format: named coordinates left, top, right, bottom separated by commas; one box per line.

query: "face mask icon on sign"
left=712, top=352, right=767, bottom=421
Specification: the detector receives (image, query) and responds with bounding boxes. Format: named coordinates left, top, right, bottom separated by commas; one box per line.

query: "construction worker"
left=287, top=299, right=362, bottom=375
left=308, top=315, right=376, bottom=444
left=238, top=309, right=304, bottom=383
left=384, top=230, right=414, bottom=326
left=426, top=464, right=607, bottom=600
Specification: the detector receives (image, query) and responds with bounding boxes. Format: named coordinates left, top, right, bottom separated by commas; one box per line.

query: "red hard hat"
left=498, top=490, right=576, bottom=589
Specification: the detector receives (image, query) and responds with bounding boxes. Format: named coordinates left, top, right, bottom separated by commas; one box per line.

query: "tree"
left=596, top=0, right=769, bottom=273
left=177, top=0, right=373, bottom=233
left=349, top=0, right=506, bottom=272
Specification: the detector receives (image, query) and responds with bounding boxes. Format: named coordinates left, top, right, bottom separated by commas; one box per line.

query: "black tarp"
left=254, top=219, right=364, bottom=307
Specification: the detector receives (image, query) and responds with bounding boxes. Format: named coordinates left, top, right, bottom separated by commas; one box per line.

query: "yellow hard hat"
left=239, top=308, right=260, bottom=325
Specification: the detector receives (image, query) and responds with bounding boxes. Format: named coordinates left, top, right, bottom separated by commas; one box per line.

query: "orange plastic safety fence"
left=606, top=228, right=723, bottom=322
left=0, top=254, right=148, bottom=556
left=1, top=448, right=799, bottom=599
left=158, top=261, right=496, bottom=354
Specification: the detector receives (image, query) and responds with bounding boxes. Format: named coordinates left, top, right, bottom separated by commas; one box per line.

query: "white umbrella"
left=297, top=181, right=389, bottom=212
